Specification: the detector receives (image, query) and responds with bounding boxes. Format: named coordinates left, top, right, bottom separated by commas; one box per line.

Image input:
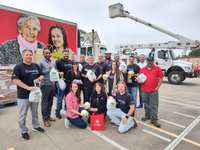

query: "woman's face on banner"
left=51, top=28, right=64, bottom=49
left=21, top=19, right=39, bottom=43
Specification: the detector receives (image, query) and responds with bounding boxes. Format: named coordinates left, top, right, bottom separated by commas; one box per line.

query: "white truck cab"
left=152, top=49, right=196, bottom=84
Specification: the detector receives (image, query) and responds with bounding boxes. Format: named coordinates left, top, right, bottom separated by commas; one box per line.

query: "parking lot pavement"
left=0, top=78, right=200, bottom=150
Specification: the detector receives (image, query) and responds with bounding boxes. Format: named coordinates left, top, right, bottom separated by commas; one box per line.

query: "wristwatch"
left=125, top=115, right=129, bottom=119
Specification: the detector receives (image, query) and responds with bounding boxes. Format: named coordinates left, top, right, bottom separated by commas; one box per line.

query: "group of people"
left=3, top=15, right=163, bottom=139
left=11, top=45, right=163, bottom=140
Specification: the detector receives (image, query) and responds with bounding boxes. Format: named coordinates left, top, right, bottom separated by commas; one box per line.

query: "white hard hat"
left=105, top=50, right=112, bottom=54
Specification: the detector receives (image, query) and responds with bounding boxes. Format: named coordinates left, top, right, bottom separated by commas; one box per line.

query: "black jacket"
left=90, top=92, right=107, bottom=114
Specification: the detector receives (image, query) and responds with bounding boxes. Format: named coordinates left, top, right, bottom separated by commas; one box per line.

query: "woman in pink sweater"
left=66, top=80, right=87, bottom=129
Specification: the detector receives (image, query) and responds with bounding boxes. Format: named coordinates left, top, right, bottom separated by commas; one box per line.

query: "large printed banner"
left=0, top=6, right=77, bottom=64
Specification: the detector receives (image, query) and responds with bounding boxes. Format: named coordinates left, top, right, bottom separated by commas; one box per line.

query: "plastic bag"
left=86, top=70, right=96, bottom=82
left=79, top=64, right=83, bottom=72
left=119, top=62, right=127, bottom=73
left=84, top=102, right=91, bottom=110
left=58, top=79, right=66, bottom=91
left=50, top=68, right=60, bottom=82
left=136, top=73, right=147, bottom=83
left=29, top=87, right=42, bottom=103
left=102, top=74, right=108, bottom=80
left=107, top=96, right=117, bottom=110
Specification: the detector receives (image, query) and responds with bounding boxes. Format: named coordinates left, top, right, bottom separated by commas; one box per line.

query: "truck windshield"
left=169, top=50, right=176, bottom=60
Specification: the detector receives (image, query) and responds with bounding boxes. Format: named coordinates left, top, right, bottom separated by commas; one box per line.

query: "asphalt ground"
left=0, top=78, right=200, bottom=150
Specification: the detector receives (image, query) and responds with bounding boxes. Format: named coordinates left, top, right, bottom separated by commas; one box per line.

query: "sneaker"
left=33, top=127, right=45, bottom=133
left=151, top=120, right=161, bottom=128
left=56, top=113, right=62, bottom=119
left=21, top=133, right=30, bottom=140
left=141, top=117, right=150, bottom=121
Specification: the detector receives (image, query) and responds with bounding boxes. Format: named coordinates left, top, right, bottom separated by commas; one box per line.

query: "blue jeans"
left=127, top=87, right=138, bottom=104
left=107, top=108, right=134, bottom=133
left=55, top=83, right=67, bottom=115
left=68, top=117, right=87, bottom=129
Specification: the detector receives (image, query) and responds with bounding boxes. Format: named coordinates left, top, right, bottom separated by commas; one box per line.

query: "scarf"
left=17, top=34, right=38, bottom=54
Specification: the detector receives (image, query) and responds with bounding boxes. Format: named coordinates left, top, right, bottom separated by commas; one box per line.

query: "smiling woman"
left=0, top=15, right=45, bottom=64
left=48, top=25, right=67, bottom=60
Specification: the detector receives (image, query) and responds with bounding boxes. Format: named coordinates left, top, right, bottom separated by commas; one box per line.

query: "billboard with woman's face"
left=0, top=5, right=77, bottom=64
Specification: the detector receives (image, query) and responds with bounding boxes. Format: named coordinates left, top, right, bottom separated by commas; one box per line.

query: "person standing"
left=125, top=56, right=140, bottom=104
left=38, top=48, right=56, bottom=127
left=55, top=50, right=72, bottom=119
left=96, top=53, right=107, bottom=84
left=105, top=51, right=112, bottom=71
left=12, top=49, right=45, bottom=140
left=139, top=56, right=163, bottom=128
left=105, top=60, right=124, bottom=96
left=82, top=55, right=102, bottom=102
left=137, top=54, right=147, bottom=69
left=137, top=54, right=147, bottom=108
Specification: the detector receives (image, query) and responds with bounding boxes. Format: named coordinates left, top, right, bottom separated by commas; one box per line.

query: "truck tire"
left=168, top=71, right=184, bottom=84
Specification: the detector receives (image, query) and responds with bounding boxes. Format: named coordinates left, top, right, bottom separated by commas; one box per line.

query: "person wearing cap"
left=139, top=56, right=163, bottom=128
left=124, top=55, right=140, bottom=105
left=81, top=55, right=102, bottom=102
left=55, top=50, right=73, bottom=119
left=105, top=51, right=112, bottom=71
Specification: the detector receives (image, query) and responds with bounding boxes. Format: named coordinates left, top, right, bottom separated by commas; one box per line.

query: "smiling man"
left=12, top=49, right=45, bottom=140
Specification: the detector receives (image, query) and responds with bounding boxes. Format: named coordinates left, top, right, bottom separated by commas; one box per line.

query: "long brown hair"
left=70, top=82, right=81, bottom=103
left=112, top=60, right=122, bottom=83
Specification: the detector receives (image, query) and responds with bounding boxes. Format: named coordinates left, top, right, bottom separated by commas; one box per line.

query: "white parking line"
left=164, top=115, right=200, bottom=150
left=162, top=99, right=200, bottom=110
left=173, top=112, right=196, bottom=119
left=160, top=119, right=186, bottom=129
left=143, top=129, right=171, bottom=142
left=87, top=128, right=129, bottom=150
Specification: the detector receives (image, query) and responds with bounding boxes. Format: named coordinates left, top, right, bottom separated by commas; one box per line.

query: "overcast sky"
left=1, top=0, right=200, bottom=53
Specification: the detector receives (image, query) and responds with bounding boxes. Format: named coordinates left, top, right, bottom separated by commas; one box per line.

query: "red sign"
left=0, top=7, right=77, bottom=52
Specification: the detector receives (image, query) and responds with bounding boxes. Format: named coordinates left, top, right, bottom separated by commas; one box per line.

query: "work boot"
left=151, top=119, right=161, bottom=128
left=141, top=116, right=150, bottom=121
left=56, top=113, right=62, bottom=119
left=21, top=133, right=30, bottom=140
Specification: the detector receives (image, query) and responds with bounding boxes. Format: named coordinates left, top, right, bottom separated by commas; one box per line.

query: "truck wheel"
left=168, top=71, right=183, bottom=84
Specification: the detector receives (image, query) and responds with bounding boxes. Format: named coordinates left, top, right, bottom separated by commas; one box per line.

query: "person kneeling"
left=90, top=82, right=107, bottom=115
left=107, top=81, right=137, bottom=133
left=66, top=80, right=87, bottom=129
